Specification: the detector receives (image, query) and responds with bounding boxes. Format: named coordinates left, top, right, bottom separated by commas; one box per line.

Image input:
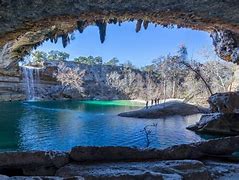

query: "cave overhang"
left=0, top=0, right=239, bottom=70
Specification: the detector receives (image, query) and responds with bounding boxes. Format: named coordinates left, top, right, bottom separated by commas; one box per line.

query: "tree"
left=105, top=57, right=119, bottom=66
left=152, top=55, right=188, bottom=99
left=56, top=62, right=85, bottom=93
left=177, top=44, right=188, bottom=62
left=177, top=45, right=213, bottom=96
left=74, top=56, right=103, bottom=65
left=141, top=123, right=158, bottom=147
left=32, top=51, right=47, bottom=63
left=141, top=64, right=156, bottom=73
left=203, top=60, right=235, bottom=92
left=123, top=60, right=136, bottom=69
left=74, top=56, right=89, bottom=64
left=94, top=56, right=103, bottom=65
left=48, top=50, right=70, bottom=61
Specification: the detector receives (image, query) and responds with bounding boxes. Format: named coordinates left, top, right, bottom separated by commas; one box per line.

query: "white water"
left=22, top=66, right=41, bottom=101
left=0, top=43, right=9, bottom=63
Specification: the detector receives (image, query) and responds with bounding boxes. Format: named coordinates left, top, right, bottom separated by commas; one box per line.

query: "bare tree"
left=141, top=123, right=158, bottom=147
left=179, top=60, right=213, bottom=95
left=55, top=62, right=85, bottom=93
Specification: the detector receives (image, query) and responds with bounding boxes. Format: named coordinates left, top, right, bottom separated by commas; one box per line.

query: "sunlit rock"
left=187, top=113, right=239, bottom=135
left=56, top=160, right=209, bottom=179
left=211, top=30, right=239, bottom=63
left=118, top=101, right=209, bottom=118
left=208, top=92, right=239, bottom=113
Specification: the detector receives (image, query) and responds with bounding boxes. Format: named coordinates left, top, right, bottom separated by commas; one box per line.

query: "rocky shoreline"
left=118, top=101, right=209, bottom=118
left=0, top=136, right=239, bottom=179
left=187, top=92, right=239, bottom=136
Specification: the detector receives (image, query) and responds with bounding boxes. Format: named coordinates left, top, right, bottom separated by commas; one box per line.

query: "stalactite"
left=143, top=21, right=149, bottom=30
left=67, top=37, right=70, bottom=47
left=96, top=20, right=107, bottom=44
left=77, top=20, right=86, bottom=33
left=118, top=20, right=122, bottom=26
left=54, top=34, right=59, bottom=44
left=136, top=19, right=143, bottom=33
left=50, top=37, right=54, bottom=43
left=61, top=34, right=70, bottom=48
left=109, top=18, right=117, bottom=24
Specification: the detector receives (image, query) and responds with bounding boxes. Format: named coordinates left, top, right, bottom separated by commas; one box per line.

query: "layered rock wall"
left=37, top=61, right=161, bottom=101
left=0, top=61, right=161, bottom=101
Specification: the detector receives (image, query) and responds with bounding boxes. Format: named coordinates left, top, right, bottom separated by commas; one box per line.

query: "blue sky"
left=37, top=21, right=218, bottom=67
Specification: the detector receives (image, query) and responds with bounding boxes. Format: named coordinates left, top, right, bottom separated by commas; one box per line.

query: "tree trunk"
left=172, top=80, right=176, bottom=98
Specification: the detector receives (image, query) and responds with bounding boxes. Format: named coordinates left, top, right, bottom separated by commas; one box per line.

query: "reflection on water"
left=0, top=100, right=213, bottom=151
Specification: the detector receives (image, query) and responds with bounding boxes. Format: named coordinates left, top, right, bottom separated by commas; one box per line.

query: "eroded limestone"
left=0, top=0, right=239, bottom=68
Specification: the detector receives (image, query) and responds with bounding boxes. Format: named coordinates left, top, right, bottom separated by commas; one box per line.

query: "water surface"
left=0, top=100, right=212, bottom=151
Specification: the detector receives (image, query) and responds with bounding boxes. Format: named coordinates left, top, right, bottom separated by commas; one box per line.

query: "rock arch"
left=0, top=0, right=238, bottom=69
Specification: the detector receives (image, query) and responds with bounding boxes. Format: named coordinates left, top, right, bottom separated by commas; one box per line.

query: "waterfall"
left=22, top=66, right=41, bottom=101
left=0, top=43, right=10, bottom=66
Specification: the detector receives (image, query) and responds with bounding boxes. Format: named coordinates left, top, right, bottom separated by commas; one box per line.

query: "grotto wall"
left=0, top=0, right=239, bottom=69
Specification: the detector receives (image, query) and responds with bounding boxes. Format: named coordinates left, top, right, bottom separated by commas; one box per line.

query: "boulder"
left=187, top=113, right=239, bottom=135
left=0, top=175, right=9, bottom=180
left=70, top=146, right=162, bottom=162
left=70, top=136, right=239, bottom=162
left=118, top=101, right=209, bottom=119
left=56, top=160, right=210, bottom=180
left=3, top=176, right=78, bottom=180
left=204, top=160, right=239, bottom=179
left=208, top=92, right=239, bottom=113
left=0, top=151, right=69, bottom=176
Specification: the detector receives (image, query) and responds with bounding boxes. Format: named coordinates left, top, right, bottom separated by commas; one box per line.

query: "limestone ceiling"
left=0, top=0, right=238, bottom=69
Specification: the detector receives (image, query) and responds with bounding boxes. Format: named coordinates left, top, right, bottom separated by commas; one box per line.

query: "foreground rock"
left=70, top=136, right=239, bottom=162
left=204, top=160, right=239, bottom=179
left=2, top=160, right=239, bottom=179
left=56, top=160, right=210, bottom=180
left=118, top=101, right=209, bottom=119
left=0, top=151, right=69, bottom=176
left=0, top=136, right=238, bottom=178
left=187, top=113, right=239, bottom=135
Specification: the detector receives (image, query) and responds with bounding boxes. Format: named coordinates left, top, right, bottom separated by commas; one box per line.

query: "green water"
left=0, top=100, right=207, bottom=151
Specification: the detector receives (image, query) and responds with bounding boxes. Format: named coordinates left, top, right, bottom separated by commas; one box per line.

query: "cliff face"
left=0, top=61, right=161, bottom=101
left=39, top=61, right=161, bottom=101
left=0, top=75, right=25, bottom=101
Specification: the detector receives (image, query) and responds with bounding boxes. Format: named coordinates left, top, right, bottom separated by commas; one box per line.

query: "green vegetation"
left=74, top=56, right=103, bottom=65
left=104, top=57, right=119, bottom=66
left=32, top=50, right=69, bottom=62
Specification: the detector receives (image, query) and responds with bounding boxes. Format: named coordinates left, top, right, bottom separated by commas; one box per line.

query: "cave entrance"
left=0, top=1, right=238, bottom=152
left=16, top=21, right=237, bottom=105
